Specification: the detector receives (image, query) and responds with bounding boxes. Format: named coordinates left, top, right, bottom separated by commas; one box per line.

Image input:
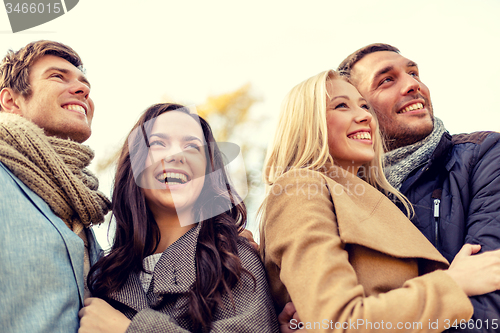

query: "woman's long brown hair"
left=88, top=103, right=252, bottom=331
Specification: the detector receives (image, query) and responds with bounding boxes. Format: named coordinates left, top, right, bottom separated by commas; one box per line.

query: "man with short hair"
left=0, top=40, right=111, bottom=333
left=338, top=43, right=500, bottom=332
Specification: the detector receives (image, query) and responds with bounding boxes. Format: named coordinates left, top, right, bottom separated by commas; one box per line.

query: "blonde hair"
left=260, top=70, right=413, bottom=223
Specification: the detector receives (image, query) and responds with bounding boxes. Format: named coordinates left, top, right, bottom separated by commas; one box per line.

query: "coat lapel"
left=109, top=223, right=200, bottom=311
left=323, top=166, right=449, bottom=266
left=147, top=224, right=199, bottom=307
left=0, top=163, right=86, bottom=305
left=109, top=272, right=150, bottom=313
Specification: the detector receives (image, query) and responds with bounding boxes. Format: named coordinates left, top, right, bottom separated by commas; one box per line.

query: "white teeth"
left=63, top=104, right=86, bottom=115
left=400, top=103, right=423, bottom=114
left=156, top=172, right=188, bottom=184
left=348, top=132, right=372, bottom=140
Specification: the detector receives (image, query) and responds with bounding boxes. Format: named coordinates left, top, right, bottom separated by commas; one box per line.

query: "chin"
left=69, top=129, right=92, bottom=143
left=412, top=122, right=434, bottom=140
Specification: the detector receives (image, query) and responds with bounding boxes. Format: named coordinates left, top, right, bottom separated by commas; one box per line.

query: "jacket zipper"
left=433, top=198, right=440, bottom=246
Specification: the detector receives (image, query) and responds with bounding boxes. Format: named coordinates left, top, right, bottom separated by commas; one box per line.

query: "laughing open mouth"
left=155, top=172, right=189, bottom=185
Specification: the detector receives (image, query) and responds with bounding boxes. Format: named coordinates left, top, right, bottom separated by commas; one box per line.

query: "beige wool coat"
left=262, top=166, right=473, bottom=333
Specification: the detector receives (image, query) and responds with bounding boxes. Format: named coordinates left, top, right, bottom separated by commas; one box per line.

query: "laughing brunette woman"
left=78, top=103, right=278, bottom=333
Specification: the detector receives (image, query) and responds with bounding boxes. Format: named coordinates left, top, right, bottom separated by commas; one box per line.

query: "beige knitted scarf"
left=0, top=113, right=111, bottom=235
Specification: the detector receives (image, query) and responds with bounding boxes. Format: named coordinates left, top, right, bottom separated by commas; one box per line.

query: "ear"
left=0, top=88, right=23, bottom=115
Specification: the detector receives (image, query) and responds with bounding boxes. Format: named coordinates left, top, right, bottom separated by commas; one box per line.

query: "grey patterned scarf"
left=384, top=117, right=446, bottom=190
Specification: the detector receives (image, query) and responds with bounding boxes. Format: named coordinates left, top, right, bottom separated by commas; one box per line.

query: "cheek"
left=326, top=114, right=339, bottom=134
left=87, top=99, right=95, bottom=121
left=142, top=188, right=153, bottom=205
left=420, top=83, right=431, bottom=99
left=197, top=153, right=208, bottom=175
left=326, top=117, right=342, bottom=147
left=369, top=93, right=392, bottom=117
left=144, top=151, right=156, bottom=170
left=186, top=154, right=208, bottom=182
left=326, top=113, right=349, bottom=137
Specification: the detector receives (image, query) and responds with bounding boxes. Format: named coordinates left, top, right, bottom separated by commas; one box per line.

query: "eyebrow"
left=330, top=95, right=350, bottom=102
left=44, top=66, right=91, bottom=88
left=372, top=65, right=394, bottom=84
left=407, top=61, right=418, bottom=68
left=331, top=95, right=367, bottom=104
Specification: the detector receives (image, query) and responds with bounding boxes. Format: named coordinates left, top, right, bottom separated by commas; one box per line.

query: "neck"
left=152, top=210, right=197, bottom=253
left=383, top=125, right=436, bottom=152
left=335, top=162, right=360, bottom=175
left=384, top=135, right=424, bottom=152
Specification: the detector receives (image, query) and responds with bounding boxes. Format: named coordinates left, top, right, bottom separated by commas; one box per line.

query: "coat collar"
left=109, top=223, right=201, bottom=312
left=321, top=164, right=448, bottom=266
left=150, top=222, right=200, bottom=295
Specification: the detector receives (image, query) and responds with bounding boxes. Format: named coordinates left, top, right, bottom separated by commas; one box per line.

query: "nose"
left=401, top=74, right=421, bottom=95
left=164, top=150, right=186, bottom=164
left=355, top=108, right=373, bottom=124
left=70, top=79, right=91, bottom=99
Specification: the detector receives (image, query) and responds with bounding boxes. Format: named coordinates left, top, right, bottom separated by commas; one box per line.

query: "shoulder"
left=0, top=162, right=19, bottom=186
left=237, top=239, right=265, bottom=275
left=265, top=168, right=335, bottom=212
left=271, top=168, right=328, bottom=186
left=0, top=162, right=30, bottom=206
left=450, top=131, right=500, bottom=165
left=0, top=162, right=55, bottom=217
left=451, top=131, right=500, bottom=155
left=267, top=169, right=330, bottom=200
left=451, top=131, right=500, bottom=145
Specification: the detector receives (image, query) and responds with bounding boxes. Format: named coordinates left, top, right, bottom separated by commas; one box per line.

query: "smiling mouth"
left=348, top=132, right=372, bottom=140
left=155, top=172, right=189, bottom=185
left=399, top=102, right=424, bottom=114
left=63, top=104, right=86, bottom=115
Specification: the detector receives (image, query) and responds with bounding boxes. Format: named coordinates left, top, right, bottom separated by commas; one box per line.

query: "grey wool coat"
left=108, top=223, right=279, bottom=333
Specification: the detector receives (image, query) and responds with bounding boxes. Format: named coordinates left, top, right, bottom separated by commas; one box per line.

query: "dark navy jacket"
left=398, top=131, right=500, bottom=332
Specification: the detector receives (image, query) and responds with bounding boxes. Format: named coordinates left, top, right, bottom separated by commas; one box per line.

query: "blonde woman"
left=260, top=70, right=500, bottom=333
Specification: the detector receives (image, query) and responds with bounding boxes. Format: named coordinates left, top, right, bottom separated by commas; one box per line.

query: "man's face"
left=13, top=54, right=94, bottom=143
left=350, top=51, right=434, bottom=150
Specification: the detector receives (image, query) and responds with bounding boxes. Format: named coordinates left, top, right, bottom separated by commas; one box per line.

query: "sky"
left=1, top=0, right=499, bottom=248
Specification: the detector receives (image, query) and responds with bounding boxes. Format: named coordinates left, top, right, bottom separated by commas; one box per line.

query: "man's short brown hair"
left=337, top=43, right=400, bottom=78
left=0, top=40, right=83, bottom=110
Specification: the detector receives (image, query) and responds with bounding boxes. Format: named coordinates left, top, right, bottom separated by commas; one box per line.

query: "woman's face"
left=325, top=78, right=376, bottom=172
left=142, top=111, right=207, bottom=220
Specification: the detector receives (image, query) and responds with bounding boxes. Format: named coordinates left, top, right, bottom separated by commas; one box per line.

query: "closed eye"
left=149, top=140, right=165, bottom=147
left=335, top=102, right=348, bottom=109
left=50, top=73, right=64, bottom=79
left=185, top=143, right=201, bottom=151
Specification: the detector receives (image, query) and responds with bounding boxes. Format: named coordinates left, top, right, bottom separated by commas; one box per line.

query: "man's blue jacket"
left=398, top=131, right=500, bottom=332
